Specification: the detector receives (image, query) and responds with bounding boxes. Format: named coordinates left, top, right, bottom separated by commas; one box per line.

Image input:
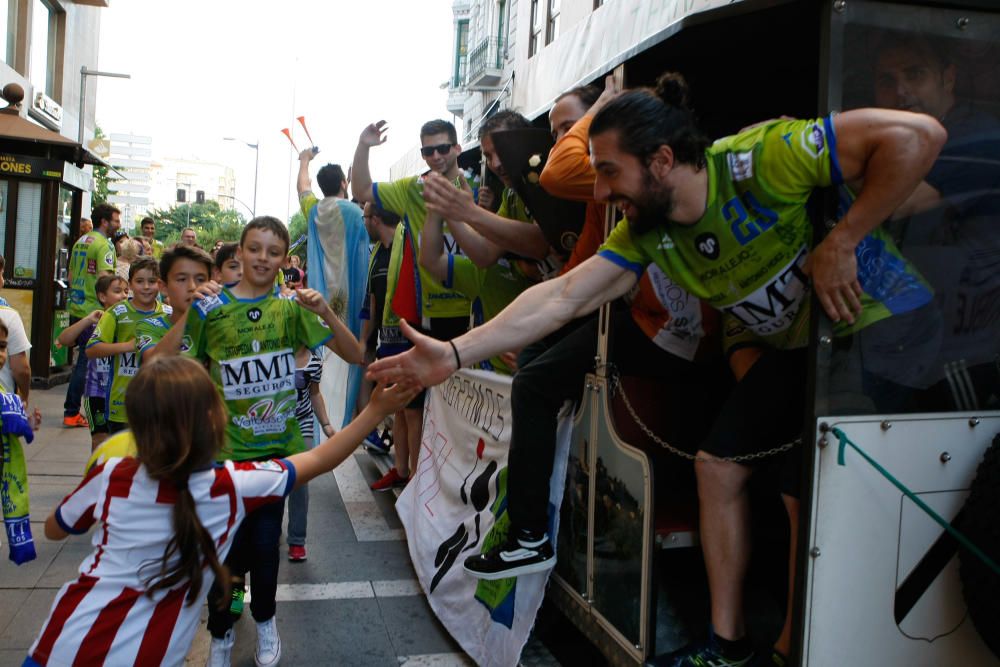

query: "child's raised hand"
left=369, top=381, right=422, bottom=416
left=295, top=288, right=329, bottom=314
left=87, top=310, right=104, bottom=324
left=193, top=280, right=223, bottom=301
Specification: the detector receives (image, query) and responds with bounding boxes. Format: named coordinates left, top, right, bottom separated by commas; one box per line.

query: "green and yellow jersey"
left=598, top=116, right=932, bottom=355
left=373, top=174, right=472, bottom=319
left=184, top=285, right=332, bottom=461
left=135, top=313, right=191, bottom=359
left=69, top=231, right=116, bottom=319
left=87, top=299, right=168, bottom=423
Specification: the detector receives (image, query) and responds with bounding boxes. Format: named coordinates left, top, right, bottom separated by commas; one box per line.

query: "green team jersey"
left=373, top=174, right=472, bottom=319
left=69, top=231, right=117, bottom=319
left=445, top=255, right=536, bottom=375
left=135, top=313, right=192, bottom=359
left=87, top=299, right=168, bottom=423
left=598, top=116, right=932, bottom=354
left=185, top=285, right=333, bottom=461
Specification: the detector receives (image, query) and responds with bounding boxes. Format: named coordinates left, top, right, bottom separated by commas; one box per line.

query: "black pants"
left=63, top=316, right=87, bottom=418
left=207, top=497, right=286, bottom=637
left=507, top=303, right=698, bottom=534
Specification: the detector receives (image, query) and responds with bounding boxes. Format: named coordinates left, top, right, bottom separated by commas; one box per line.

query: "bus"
left=530, top=1, right=1000, bottom=664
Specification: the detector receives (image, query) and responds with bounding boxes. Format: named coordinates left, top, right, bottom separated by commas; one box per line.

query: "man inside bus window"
left=863, top=33, right=1000, bottom=412
left=873, top=33, right=1000, bottom=220
left=368, top=76, right=946, bottom=666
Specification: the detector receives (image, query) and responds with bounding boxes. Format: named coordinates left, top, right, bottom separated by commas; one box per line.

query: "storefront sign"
left=0, top=154, right=63, bottom=180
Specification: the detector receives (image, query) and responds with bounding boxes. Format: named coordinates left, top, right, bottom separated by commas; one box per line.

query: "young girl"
left=25, top=356, right=416, bottom=667
left=57, top=275, right=129, bottom=450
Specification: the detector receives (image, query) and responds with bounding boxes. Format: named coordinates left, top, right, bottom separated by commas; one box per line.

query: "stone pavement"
left=0, top=387, right=471, bottom=666
left=0, top=387, right=575, bottom=666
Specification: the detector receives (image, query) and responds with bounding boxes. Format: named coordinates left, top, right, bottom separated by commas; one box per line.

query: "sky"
left=95, top=0, right=458, bottom=223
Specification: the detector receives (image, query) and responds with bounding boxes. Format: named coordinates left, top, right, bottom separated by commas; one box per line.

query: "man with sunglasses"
left=352, top=119, right=472, bottom=340
left=352, top=119, right=474, bottom=490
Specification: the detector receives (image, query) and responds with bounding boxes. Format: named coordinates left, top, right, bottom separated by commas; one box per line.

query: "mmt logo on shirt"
left=220, top=349, right=296, bottom=400
left=721, top=247, right=809, bottom=336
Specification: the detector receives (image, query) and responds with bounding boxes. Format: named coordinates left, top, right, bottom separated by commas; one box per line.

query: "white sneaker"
left=254, top=617, right=281, bottom=667
left=206, top=628, right=234, bottom=667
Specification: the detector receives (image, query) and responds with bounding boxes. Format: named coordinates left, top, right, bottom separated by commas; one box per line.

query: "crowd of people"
left=5, top=27, right=996, bottom=667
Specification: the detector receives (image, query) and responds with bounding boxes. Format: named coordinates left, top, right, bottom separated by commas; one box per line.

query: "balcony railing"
left=467, top=37, right=504, bottom=89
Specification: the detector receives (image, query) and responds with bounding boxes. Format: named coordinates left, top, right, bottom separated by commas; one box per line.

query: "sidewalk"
left=0, top=387, right=469, bottom=666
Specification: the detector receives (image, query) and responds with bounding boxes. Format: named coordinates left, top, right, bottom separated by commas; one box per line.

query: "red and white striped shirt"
left=28, top=456, right=296, bottom=667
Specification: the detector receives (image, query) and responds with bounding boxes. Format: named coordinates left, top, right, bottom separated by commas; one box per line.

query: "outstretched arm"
left=367, top=254, right=636, bottom=388
left=810, top=108, right=946, bottom=323
left=351, top=121, right=388, bottom=203
left=288, top=382, right=420, bottom=486
left=58, top=310, right=102, bottom=347
left=143, top=311, right=189, bottom=361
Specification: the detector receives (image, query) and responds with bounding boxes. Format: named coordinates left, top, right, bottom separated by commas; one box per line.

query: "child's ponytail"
left=125, top=356, right=230, bottom=605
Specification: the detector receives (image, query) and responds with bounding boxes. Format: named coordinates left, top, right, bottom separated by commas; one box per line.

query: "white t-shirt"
left=0, top=302, right=31, bottom=394
left=28, top=456, right=297, bottom=667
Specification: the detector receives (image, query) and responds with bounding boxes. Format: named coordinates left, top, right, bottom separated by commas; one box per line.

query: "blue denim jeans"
left=62, top=317, right=88, bottom=418
left=286, top=436, right=314, bottom=546
left=207, top=496, right=286, bottom=637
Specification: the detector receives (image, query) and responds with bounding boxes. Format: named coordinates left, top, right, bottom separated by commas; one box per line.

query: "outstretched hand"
left=366, top=319, right=457, bottom=388
left=369, top=381, right=423, bottom=416
left=423, top=172, right=475, bottom=221
left=360, top=121, right=389, bottom=148
left=590, top=75, right=623, bottom=116
left=295, top=288, right=331, bottom=316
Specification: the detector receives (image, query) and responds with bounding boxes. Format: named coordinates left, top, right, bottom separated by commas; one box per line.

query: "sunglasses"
left=420, top=143, right=454, bottom=157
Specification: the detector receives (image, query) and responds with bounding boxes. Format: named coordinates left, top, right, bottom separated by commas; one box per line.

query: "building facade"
left=1, top=0, right=110, bottom=381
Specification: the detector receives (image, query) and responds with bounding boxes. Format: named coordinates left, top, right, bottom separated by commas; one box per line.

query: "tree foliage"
left=91, top=126, right=110, bottom=208
left=145, top=200, right=246, bottom=249
left=288, top=211, right=307, bottom=260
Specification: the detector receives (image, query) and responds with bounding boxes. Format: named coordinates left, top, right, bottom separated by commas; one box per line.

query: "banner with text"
left=397, top=369, right=571, bottom=667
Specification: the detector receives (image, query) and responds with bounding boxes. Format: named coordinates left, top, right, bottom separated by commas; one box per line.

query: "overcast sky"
left=95, top=0, right=457, bottom=222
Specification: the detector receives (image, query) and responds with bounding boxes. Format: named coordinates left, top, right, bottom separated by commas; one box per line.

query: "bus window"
left=819, top=3, right=1000, bottom=417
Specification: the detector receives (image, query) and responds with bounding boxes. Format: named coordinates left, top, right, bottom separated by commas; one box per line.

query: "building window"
left=529, top=0, right=542, bottom=57
left=594, top=0, right=605, bottom=8
left=1, top=0, right=15, bottom=65
left=453, top=19, right=469, bottom=88
left=15, top=182, right=41, bottom=279
left=546, top=0, right=560, bottom=45
left=30, top=0, right=56, bottom=97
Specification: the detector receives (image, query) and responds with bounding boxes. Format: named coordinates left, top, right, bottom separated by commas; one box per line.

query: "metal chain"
left=607, top=373, right=800, bottom=463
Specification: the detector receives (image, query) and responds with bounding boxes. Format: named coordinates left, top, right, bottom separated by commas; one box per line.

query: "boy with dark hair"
left=86, top=256, right=165, bottom=434
left=183, top=215, right=364, bottom=667
left=213, top=242, right=242, bottom=284
left=136, top=245, right=214, bottom=362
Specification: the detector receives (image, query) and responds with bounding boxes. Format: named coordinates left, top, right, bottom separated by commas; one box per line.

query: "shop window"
left=14, top=181, right=40, bottom=278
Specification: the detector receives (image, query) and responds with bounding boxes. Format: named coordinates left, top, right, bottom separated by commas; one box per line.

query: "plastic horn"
left=297, top=116, right=316, bottom=147
left=281, top=128, right=299, bottom=152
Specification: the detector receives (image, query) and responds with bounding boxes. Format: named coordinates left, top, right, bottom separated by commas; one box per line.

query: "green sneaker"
left=229, top=584, right=245, bottom=617
left=666, top=642, right=754, bottom=667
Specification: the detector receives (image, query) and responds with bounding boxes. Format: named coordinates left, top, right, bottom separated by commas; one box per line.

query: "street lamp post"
left=78, top=67, right=131, bottom=144
left=224, top=138, right=259, bottom=218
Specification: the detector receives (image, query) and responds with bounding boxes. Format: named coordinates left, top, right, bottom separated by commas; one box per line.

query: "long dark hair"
left=590, top=71, right=709, bottom=169
left=127, top=356, right=229, bottom=605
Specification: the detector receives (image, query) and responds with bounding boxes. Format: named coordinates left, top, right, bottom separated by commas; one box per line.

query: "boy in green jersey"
left=369, top=81, right=947, bottom=666
left=183, top=216, right=363, bottom=666
left=86, top=257, right=165, bottom=434
left=135, top=245, right=213, bottom=363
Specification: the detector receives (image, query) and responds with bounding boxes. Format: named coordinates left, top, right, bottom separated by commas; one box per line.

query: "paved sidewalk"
left=0, top=387, right=468, bottom=666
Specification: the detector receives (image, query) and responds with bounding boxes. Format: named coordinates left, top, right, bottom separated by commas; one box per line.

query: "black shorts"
left=84, top=396, right=109, bottom=434
left=701, top=348, right=807, bottom=497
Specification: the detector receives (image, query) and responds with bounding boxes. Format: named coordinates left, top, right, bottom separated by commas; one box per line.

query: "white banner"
left=397, top=369, right=572, bottom=667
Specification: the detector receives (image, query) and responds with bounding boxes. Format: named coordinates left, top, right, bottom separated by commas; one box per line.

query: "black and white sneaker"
left=463, top=532, right=555, bottom=580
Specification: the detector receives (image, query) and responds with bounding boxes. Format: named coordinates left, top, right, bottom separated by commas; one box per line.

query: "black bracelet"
left=448, top=339, right=462, bottom=370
